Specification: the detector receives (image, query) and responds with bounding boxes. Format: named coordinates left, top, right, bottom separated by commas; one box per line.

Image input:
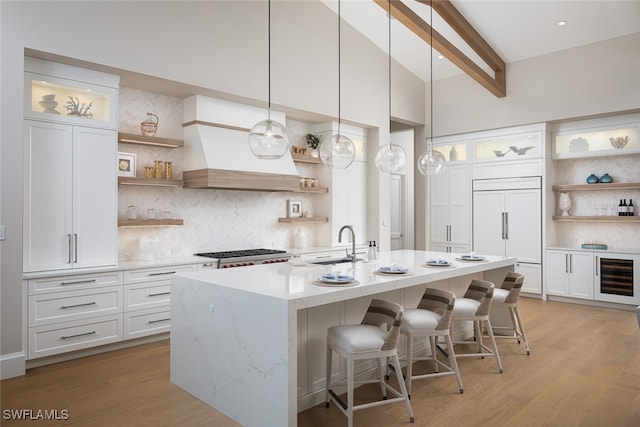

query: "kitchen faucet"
left=338, top=225, right=356, bottom=262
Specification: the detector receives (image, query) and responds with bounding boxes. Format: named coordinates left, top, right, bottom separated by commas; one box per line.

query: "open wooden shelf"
left=118, top=132, right=183, bottom=148
left=118, top=219, right=184, bottom=227
left=278, top=217, right=328, bottom=224
left=296, top=186, right=328, bottom=194
left=118, top=177, right=183, bottom=187
left=552, top=216, right=640, bottom=222
left=292, top=153, right=322, bottom=164
left=552, top=182, right=640, bottom=191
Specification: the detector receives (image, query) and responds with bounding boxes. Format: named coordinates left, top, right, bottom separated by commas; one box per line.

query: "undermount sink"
left=309, top=257, right=364, bottom=265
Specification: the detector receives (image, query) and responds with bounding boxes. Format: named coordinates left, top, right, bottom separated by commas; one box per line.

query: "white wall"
left=0, top=1, right=425, bottom=362
left=431, top=33, right=640, bottom=138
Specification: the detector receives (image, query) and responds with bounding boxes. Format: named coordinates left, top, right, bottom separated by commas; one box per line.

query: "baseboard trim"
left=1, top=352, right=26, bottom=379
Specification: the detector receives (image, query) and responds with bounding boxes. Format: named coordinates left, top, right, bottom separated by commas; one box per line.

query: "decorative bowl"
left=609, top=136, right=629, bottom=149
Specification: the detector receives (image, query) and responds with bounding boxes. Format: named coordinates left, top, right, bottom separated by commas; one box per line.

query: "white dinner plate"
left=319, top=275, right=354, bottom=284
left=425, top=262, right=453, bottom=267
left=378, top=266, right=410, bottom=274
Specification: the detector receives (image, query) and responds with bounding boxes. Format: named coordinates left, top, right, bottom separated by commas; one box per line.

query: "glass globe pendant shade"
left=248, top=119, right=289, bottom=159
left=319, top=133, right=356, bottom=169
left=417, top=147, right=446, bottom=176
left=375, top=143, right=406, bottom=173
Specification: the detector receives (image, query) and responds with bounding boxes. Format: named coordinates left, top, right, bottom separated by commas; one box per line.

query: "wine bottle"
left=623, top=199, right=629, bottom=216
left=629, top=199, right=635, bottom=216
left=618, top=199, right=624, bottom=216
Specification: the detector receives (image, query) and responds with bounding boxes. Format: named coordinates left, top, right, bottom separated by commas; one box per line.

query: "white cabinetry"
left=546, top=250, right=594, bottom=299
left=123, top=265, right=196, bottom=339
left=473, top=177, right=542, bottom=293
left=26, top=272, right=124, bottom=359
left=430, top=163, right=470, bottom=253
left=23, top=121, right=117, bottom=272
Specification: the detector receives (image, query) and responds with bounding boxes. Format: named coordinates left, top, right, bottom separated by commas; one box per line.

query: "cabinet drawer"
left=27, top=272, right=122, bottom=295
left=124, top=282, right=170, bottom=312
left=28, top=314, right=122, bottom=359
left=124, top=308, right=171, bottom=339
left=29, top=286, right=123, bottom=327
left=124, top=265, right=196, bottom=284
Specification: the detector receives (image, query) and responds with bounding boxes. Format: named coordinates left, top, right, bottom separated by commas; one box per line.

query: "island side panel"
left=170, top=274, right=294, bottom=427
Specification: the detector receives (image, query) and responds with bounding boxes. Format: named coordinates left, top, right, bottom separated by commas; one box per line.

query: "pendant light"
left=319, top=0, right=356, bottom=169
left=417, top=0, right=446, bottom=176
left=248, top=0, right=289, bottom=159
left=374, top=0, right=406, bottom=173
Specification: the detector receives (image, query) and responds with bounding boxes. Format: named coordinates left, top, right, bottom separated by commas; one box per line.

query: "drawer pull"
left=148, top=318, right=170, bottom=324
left=202, top=263, right=214, bottom=267
left=148, top=292, right=171, bottom=297
left=61, top=279, right=97, bottom=286
left=147, top=271, right=176, bottom=277
left=61, top=301, right=97, bottom=309
left=61, top=330, right=96, bottom=340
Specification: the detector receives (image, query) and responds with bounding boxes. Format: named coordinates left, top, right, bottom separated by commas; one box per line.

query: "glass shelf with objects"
left=473, top=130, right=543, bottom=162
left=432, top=141, right=468, bottom=163
left=24, top=72, right=118, bottom=129
left=552, top=124, right=639, bottom=159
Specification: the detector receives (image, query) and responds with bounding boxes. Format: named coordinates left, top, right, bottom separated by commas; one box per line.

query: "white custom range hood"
left=182, top=95, right=299, bottom=192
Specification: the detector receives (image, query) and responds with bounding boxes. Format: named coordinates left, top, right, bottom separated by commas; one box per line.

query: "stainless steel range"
left=195, top=248, right=290, bottom=269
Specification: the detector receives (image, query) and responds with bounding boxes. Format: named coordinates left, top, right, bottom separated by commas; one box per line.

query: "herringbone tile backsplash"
left=117, top=87, right=317, bottom=261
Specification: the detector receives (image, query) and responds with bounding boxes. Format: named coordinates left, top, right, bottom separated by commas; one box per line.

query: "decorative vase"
left=599, top=173, right=613, bottom=183
left=294, top=229, right=307, bottom=249
left=586, top=174, right=599, bottom=184
left=449, top=146, right=458, bottom=161
left=309, top=148, right=319, bottom=158
left=559, top=192, right=572, bottom=216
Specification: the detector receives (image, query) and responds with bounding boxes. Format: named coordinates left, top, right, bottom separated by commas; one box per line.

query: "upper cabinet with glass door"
left=24, top=57, right=119, bottom=129
left=473, top=129, right=543, bottom=163
left=432, top=138, right=469, bottom=163
left=551, top=114, right=640, bottom=159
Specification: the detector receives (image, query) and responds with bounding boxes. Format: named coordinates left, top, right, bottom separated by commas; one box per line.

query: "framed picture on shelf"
left=288, top=199, right=303, bottom=218
left=117, top=152, right=136, bottom=177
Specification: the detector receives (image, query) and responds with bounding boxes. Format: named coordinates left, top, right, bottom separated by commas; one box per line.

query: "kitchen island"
left=170, top=250, right=515, bottom=426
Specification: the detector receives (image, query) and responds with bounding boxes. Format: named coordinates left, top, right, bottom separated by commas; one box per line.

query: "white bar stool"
left=401, top=288, right=463, bottom=398
left=491, top=272, right=531, bottom=355
left=452, top=279, right=503, bottom=374
left=325, top=299, right=414, bottom=427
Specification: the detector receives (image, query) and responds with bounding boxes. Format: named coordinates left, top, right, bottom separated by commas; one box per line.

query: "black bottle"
left=618, top=199, right=624, bottom=216
left=629, top=199, right=635, bottom=216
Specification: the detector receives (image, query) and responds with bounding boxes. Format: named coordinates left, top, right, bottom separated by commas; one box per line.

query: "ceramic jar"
left=586, top=174, right=599, bottom=184
left=599, top=173, right=613, bottom=183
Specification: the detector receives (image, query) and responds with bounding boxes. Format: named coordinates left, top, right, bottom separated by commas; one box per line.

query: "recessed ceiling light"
left=558, top=20, right=567, bottom=26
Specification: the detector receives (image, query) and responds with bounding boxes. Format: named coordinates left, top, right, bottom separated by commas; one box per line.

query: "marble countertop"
left=175, top=249, right=516, bottom=309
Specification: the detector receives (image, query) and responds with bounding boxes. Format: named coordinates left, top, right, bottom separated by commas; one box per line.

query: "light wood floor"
left=2, top=298, right=639, bottom=426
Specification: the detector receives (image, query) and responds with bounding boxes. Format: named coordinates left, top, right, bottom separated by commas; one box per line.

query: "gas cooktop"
left=195, top=248, right=287, bottom=259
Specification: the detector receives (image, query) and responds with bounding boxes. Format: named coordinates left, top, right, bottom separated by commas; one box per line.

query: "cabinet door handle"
left=504, top=212, right=509, bottom=240
left=148, top=292, right=171, bottom=297
left=148, top=271, right=177, bottom=276
left=61, top=331, right=96, bottom=340
left=595, top=256, right=599, bottom=276
left=74, top=234, right=78, bottom=263
left=565, top=253, right=569, bottom=274
left=61, top=301, right=97, bottom=309
left=67, top=234, right=73, bottom=264
left=148, top=318, right=170, bottom=324
left=501, top=213, right=506, bottom=239
left=569, top=254, right=573, bottom=274
left=61, top=279, right=97, bottom=286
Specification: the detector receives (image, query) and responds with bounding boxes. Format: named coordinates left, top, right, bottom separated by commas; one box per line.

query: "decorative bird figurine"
left=493, top=148, right=511, bottom=157
left=509, top=145, right=534, bottom=155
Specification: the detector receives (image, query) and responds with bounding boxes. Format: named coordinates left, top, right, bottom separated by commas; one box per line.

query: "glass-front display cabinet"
left=473, top=131, right=543, bottom=162
left=433, top=141, right=468, bottom=162
left=24, top=58, right=118, bottom=129
left=552, top=123, right=639, bottom=159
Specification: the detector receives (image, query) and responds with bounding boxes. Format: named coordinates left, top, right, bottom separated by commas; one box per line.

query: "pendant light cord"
left=388, top=0, right=392, bottom=149
left=429, top=0, right=433, bottom=152
left=337, top=0, right=342, bottom=136
left=267, top=0, right=272, bottom=121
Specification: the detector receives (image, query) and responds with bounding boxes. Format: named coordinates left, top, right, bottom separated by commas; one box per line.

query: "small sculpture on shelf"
left=609, top=136, right=629, bottom=149
left=141, top=112, right=159, bottom=137
left=558, top=192, right=571, bottom=216
left=64, top=96, right=93, bottom=117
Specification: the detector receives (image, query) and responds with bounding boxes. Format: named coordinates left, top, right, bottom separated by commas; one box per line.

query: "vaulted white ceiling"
left=326, top=0, right=640, bottom=81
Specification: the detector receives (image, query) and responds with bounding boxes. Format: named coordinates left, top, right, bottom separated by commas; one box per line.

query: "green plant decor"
left=304, top=133, right=321, bottom=150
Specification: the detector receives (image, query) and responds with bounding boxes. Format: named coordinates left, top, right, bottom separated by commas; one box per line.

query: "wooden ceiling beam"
left=374, top=0, right=506, bottom=98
